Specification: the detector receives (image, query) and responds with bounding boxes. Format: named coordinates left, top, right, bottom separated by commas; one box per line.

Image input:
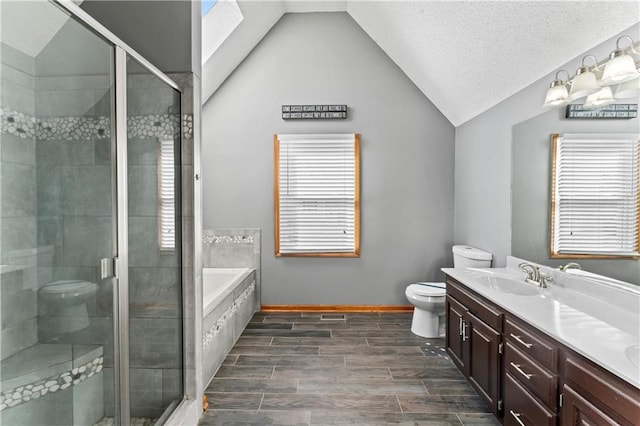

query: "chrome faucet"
left=559, top=262, right=581, bottom=272
left=519, top=262, right=553, bottom=288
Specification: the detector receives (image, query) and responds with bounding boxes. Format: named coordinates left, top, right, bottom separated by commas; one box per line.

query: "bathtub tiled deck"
left=199, top=312, right=500, bottom=426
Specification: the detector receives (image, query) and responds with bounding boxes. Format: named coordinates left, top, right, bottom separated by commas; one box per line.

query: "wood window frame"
left=274, top=133, right=361, bottom=257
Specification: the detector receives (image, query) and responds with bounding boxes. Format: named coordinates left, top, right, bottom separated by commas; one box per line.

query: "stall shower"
left=1, top=1, right=191, bottom=424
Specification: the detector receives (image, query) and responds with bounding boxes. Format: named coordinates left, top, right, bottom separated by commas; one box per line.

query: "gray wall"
left=512, top=110, right=640, bottom=285
left=79, top=1, right=193, bottom=74
left=455, top=23, right=640, bottom=277
left=202, top=12, right=455, bottom=305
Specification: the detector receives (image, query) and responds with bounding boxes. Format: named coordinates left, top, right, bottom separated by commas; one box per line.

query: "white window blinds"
left=275, top=133, right=360, bottom=256
left=158, top=137, right=176, bottom=251
left=551, top=134, right=640, bottom=257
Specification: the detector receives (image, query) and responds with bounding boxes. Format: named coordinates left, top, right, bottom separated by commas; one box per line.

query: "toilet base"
left=410, top=308, right=444, bottom=338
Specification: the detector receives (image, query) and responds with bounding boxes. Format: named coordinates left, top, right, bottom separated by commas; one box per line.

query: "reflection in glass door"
left=1, top=1, right=117, bottom=424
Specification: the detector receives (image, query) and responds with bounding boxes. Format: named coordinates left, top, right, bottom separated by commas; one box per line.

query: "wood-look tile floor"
left=199, top=312, right=500, bottom=426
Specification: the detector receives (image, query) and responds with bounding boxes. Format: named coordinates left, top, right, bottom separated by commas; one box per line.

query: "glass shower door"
left=125, top=57, right=183, bottom=424
left=1, top=1, right=118, bottom=424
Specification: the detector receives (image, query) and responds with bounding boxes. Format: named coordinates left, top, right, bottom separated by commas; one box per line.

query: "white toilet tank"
left=452, top=245, right=492, bottom=268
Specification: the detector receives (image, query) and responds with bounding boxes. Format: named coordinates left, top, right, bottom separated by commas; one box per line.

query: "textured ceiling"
left=202, top=0, right=640, bottom=126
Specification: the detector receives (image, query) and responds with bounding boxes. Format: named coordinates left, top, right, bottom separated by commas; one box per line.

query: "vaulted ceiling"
left=202, top=0, right=640, bottom=126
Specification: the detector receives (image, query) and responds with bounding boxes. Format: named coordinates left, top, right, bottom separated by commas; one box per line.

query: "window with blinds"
left=158, top=137, right=176, bottom=252
left=274, top=133, right=360, bottom=257
left=550, top=133, right=640, bottom=258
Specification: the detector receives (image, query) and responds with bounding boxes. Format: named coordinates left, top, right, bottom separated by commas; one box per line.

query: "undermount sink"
left=625, top=344, right=640, bottom=368
left=466, top=269, right=543, bottom=296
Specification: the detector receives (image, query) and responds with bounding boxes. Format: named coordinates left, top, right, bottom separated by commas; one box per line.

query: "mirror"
left=511, top=109, right=640, bottom=285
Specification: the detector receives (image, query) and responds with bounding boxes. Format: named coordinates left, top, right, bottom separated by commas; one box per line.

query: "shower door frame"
left=50, top=1, right=187, bottom=424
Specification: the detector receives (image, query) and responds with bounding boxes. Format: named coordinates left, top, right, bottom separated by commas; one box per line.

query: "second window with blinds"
left=274, top=133, right=360, bottom=257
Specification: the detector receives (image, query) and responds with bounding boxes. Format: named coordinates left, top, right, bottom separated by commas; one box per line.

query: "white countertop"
left=442, top=257, right=640, bottom=389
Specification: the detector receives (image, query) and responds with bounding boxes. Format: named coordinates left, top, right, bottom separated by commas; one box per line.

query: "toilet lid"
left=408, top=282, right=446, bottom=296
left=40, top=280, right=96, bottom=294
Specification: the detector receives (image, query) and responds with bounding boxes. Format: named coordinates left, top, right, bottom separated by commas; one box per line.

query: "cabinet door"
left=561, top=385, right=619, bottom=426
left=446, top=295, right=467, bottom=372
left=466, top=311, right=502, bottom=416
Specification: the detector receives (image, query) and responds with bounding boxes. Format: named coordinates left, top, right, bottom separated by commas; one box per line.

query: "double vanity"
left=443, top=257, right=640, bottom=425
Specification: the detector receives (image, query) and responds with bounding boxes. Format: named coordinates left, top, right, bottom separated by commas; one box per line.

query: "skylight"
left=201, top=0, right=244, bottom=64
left=202, top=0, right=218, bottom=16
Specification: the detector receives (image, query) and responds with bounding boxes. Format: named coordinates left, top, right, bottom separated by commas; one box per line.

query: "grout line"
left=270, top=366, right=276, bottom=379
left=395, top=395, right=404, bottom=413
left=257, top=393, right=265, bottom=410
left=421, top=380, right=430, bottom=395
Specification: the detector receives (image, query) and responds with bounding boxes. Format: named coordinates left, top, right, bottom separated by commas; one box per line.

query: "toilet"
left=405, top=245, right=492, bottom=338
left=38, top=280, right=98, bottom=334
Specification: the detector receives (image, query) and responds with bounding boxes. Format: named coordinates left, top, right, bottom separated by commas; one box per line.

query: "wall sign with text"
left=565, top=104, right=637, bottom=119
left=282, top=105, right=347, bottom=120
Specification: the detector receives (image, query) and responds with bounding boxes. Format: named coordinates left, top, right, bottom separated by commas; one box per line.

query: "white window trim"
left=550, top=133, right=640, bottom=259
left=274, top=133, right=360, bottom=257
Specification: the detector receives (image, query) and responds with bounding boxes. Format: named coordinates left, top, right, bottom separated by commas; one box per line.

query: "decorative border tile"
left=203, top=281, right=256, bottom=348
left=0, top=356, right=103, bottom=411
left=202, top=235, right=254, bottom=244
left=0, top=107, right=193, bottom=140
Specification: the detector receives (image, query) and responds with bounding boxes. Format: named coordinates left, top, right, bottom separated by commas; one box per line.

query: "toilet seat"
left=40, top=280, right=96, bottom=294
left=407, top=283, right=446, bottom=297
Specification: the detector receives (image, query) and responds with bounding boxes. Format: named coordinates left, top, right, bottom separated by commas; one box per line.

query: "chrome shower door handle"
left=100, top=257, right=118, bottom=279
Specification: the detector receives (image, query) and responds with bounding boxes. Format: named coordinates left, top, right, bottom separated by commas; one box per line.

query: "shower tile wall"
left=1, top=45, right=38, bottom=361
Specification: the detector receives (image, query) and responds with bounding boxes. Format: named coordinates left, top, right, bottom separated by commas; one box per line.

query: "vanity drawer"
left=505, top=342, right=558, bottom=410
left=504, top=372, right=556, bottom=426
left=505, top=318, right=557, bottom=371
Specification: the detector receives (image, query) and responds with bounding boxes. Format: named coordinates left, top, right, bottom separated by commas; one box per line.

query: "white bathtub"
left=202, top=268, right=253, bottom=317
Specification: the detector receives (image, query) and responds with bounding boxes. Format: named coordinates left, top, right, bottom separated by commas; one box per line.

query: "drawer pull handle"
left=510, top=362, right=532, bottom=380
left=509, top=410, right=527, bottom=426
left=459, top=317, right=463, bottom=336
left=510, top=333, right=533, bottom=348
left=462, top=321, right=468, bottom=341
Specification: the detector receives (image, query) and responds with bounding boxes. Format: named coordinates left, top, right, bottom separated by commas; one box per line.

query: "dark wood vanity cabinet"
left=445, top=275, right=640, bottom=426
left=446, top=280, right=503, bottom=417
left=561, top=355, right=640, bottom=426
